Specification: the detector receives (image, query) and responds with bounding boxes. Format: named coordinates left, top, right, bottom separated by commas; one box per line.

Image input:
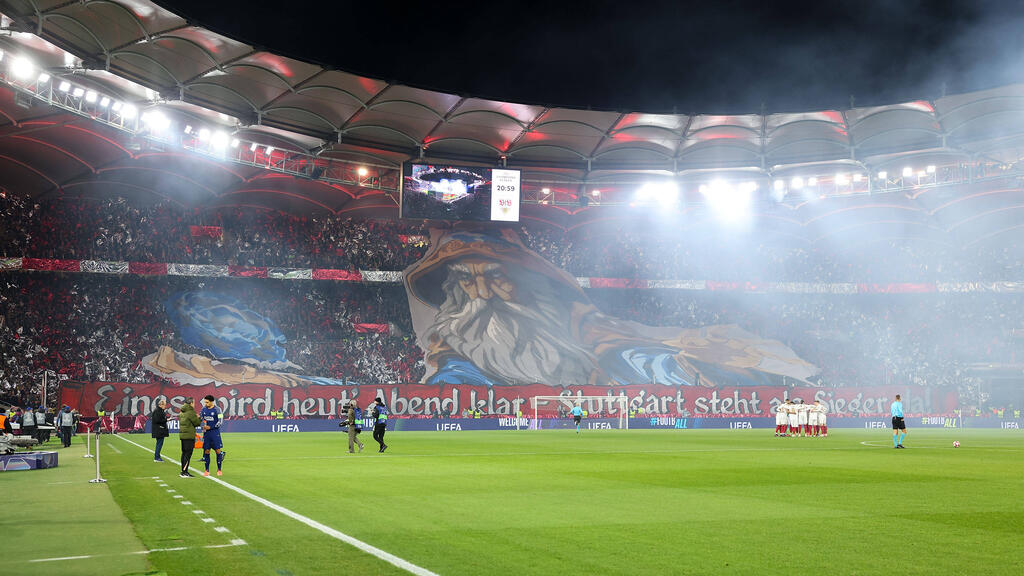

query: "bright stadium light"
left=183, top=125, right=193, bottom=134
left=85, top=90, right=97, bottom=103
left=902, top=166, right=913, bottom=177
left=835, top=173, right=849, bottom=186
left=111, top=100, right=123, bottom=111
left=265, top=146, right=275, bottom=155
left=198, top=128, right=211, bottom=141
left=72, top=87, right=85, bottom=98
left=249, top=142, right=258, bottom=152
left=877, top=170, right=887, bottom=179
left=703, top=179, right=753, bottom=223
left=121, top=104, right=137, bottom=118
left=808, top=176, right=818, bottom=186
left=358, top=167, right=368, bottom=177
left=773, top=180, right=785, bottom=192
left=210, top=131, right=229, bottom=149
left=0, top=49, right=4, bottom=61
left=58, top=81, right=71, bottom=92
left=141, top=110, right=169, bottom=131
left=12, top=56, right=34, bottom=79
left=853, top=173, right=863, bottom=183
left=926, top=165, right=936, bottom=174
left=230, top=138, right=240, bottom=148
left=541, top=187, right=551, bottom=195
left=99, top=96, right=110, bottom=107
left=791, top=177, right=804, bottom=190
left=37, top=72, right=50, bottom=83
left=636, top=181, right=679, bottom=206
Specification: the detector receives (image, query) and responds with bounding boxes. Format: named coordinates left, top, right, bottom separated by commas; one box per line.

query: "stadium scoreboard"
left=400, top=162, right=520, bottom=222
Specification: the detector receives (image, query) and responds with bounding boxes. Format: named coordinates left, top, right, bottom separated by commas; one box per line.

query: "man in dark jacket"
left=178, top=398, right=201, bottom=478
left=151, top=399, right=169, bottom=462
left=56, top=406, right=75, bottom=448
left=371, top=397, right=389, bottom=453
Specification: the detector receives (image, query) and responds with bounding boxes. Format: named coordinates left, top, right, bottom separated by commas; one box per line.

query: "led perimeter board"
left=400, top=162, right=520, bottom=222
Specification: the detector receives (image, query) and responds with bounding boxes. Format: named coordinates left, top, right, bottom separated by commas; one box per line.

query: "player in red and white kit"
left=775, top=401, right=788, bottom=436
left=797, top=400, right=811, bottom=437
left=808, top=399, right=821, bottom=436
left=815, top=399, right=828, bottom=436
left=786, top=400, right=799, bottom=437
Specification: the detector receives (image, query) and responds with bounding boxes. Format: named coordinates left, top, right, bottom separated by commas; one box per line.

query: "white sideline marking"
left=47, top=481, right=74, bottom=485
left=24, top=541, right=246, bottom=563
left=166, top=489, right=176, bottom=493
left=181, top=501, right=193, bottom=505
left=173, top=494, right=183, bottom=499
left=214, top=526, right=230, bottom=533
left=192, top=510, right=205, bottom=515
left=202, top=518, right=216, bottom=523
left=115, top=434, right=440, bottom=576
left=105, top=443, right=122, bottom=454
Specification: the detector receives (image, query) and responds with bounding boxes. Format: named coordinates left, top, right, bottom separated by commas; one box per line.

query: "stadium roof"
left=1, top=0, right=1024, bottom=248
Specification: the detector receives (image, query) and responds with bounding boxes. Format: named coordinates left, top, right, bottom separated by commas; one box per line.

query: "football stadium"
left=1, top=1, right=1023, bottom=574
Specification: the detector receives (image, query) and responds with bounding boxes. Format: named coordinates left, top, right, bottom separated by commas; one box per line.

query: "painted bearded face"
left=428, top=258, right=596, bottom=386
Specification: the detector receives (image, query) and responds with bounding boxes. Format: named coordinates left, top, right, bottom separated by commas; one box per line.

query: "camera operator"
left=340, top=401, right=364, bottom=453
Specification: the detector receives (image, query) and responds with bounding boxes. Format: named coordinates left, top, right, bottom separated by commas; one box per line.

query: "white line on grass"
left=24, top=541, right=247, bottom=563
left=105, top=442, right=122, bottom=454
left=114, top=434, right=440, bottom=576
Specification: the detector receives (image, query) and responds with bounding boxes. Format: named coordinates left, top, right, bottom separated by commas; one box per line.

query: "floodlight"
left=0, top=49, right=4, bottom=61
left=142, top=110, right=169, bottom=131
left=58, top=81, right=71, bottom=92
left=37, top=73, right=50, bottom=83
left=636, top=181, right=679, bottom=206
left=902, top=166, right=913, bottom=177
left=541, top=187, right=551, bottom=195
left=357, top=167, right=368, bottom=177
left=791, top=177, right=804, bottom=190
left=249, top=142, right=258, bottom=152
left=183, top=125, right=193, bottom=134
left=230, top=138, right=240, bottom=148
left=85, top=91, right=97, bottom=103
left=917, top=171, right=926, bottom=178
left=121, top=104, right=137, bottom=118
left=877, top=171, right=887, bottom=179
left=702, top=179, right=753, bottom=223
left=198, top=128, right=211, bottom=141
left=773, top=180, right=785, bottom=192
left=592, top=189, right=601, bottom=196
left=265, top=146, right=275, bottom=155
left=926, top=165, right=936, bottom=174
left=853, top=173, right=863, bottom=183
left=808, top=176, right=818, bottom=186
left=72, top=87, right=85, bottom=98
left=99, top=97, right=110, bottom=107
left=12, top=56, right=34, bottom=79
left=210, top=131, right=229, bottom=149
left=835, top=173, right=849, bottom=186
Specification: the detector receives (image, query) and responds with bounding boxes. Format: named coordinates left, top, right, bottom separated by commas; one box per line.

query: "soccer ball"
left=952, top=441, right=960, bottom=448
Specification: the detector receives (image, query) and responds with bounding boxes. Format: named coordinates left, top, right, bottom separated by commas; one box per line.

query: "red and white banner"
left=60, top=380, right=956, bottom=420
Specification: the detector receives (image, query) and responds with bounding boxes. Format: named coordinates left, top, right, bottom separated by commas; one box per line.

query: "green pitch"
left=7, top=428, right=1023, bottom=575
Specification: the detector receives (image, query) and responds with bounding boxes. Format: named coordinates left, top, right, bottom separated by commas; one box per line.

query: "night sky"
left=155, top=0, right=1024, bottom=114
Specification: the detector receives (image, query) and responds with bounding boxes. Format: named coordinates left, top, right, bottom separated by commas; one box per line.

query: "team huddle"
left=775, top=399, right=828, bottom=437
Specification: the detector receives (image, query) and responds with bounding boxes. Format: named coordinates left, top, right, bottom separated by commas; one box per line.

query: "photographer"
left=341, top=401, right=364, bottom=453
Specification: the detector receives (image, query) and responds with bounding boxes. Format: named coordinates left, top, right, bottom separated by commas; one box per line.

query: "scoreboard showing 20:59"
left=490, top=169, right=521, bottom=222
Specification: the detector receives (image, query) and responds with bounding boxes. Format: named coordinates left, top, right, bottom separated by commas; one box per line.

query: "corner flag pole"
left=83, top=420, right=93, bottom=458
left=89, top=427, right=106, bottom=483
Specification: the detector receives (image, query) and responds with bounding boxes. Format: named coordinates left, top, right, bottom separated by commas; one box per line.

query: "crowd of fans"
left=4, top=191, right=1024, bottom=281
left=2, top=269, right=1019, bottom=411
left=2, top=191, right=1023, bottom=412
